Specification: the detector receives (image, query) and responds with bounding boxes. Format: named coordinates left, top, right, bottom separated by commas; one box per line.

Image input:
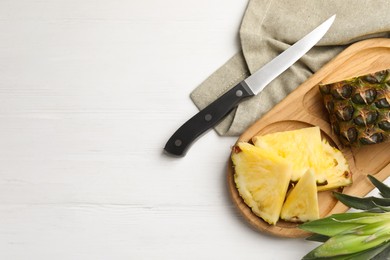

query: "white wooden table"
left=2, top=1, right=381, bottom=259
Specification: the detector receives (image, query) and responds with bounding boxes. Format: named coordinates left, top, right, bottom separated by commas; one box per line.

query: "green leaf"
left=372, top=242, right=390, bottom=259
left=299, top=212, right=386, bottom=236
left=300, top=217, right=361, bottom=236
left=333, top=192, right=390, bottom=210
left=306, top=234, right=330, bottom=242
left=344, top=243, right=390, bottom=260
left=340, top=219, right=390, bottom=236
left=301, top=242, right=390, bottom=260
left=372, top=203, right=390, bottom=212
left=304, top=229, right=390, bottom=259
left=329, top=212, right=389, bottom=224
left=368, top=175, right=390, bottom=198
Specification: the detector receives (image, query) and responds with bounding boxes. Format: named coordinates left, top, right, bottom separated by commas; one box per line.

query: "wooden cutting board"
left=227, top=38, right=390, bottom=238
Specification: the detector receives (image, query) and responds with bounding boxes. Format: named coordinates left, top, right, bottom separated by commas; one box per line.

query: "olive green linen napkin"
left=190, top=0, right=390, bottom=136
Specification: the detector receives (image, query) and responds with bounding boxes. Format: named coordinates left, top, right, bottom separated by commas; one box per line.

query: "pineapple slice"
left=320, top=139, right=352, bottom=191
left=252, top=127, right=351, bottom=191
left=231, top=142, right=292, bottom=225
left=281, top=169, right=319, bottom=222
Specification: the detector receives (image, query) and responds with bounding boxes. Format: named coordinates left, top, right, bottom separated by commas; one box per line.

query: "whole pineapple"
left=319, top=69, right=390, bottom=146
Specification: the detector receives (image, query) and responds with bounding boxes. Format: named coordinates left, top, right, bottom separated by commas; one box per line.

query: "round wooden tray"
left=227, top=38, right=390, bottom=238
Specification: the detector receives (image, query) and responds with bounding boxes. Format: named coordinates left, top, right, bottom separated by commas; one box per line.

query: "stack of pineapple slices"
left=231, top=126, right=352, bottom=225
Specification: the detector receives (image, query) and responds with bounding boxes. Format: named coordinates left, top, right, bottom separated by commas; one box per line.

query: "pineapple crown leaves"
left=299, top=175, right=390, bottom=259
left=333, top=175, right=390, bottom=212
left=303, top=223, right=390, bottom=259
left=301, top=212, right=390, bottom=237
left=367, top=175, right=390, bottom=198
left=332, top=192, right=390, bottom=212
left=301, top=242, right=390, bottom=260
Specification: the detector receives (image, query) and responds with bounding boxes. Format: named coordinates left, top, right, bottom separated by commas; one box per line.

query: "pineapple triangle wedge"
left=281, top=169, right=320, bottom=222
left=252, top=127, right=351, bottom=191
left=231, top=142, right=292, bottom=225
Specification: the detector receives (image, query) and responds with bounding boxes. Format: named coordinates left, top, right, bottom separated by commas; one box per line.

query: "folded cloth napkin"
left=190, top=0, right=390, bottom=136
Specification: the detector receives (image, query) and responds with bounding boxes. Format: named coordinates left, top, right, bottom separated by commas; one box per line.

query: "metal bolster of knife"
left=164, top=81, right=254, bottom=157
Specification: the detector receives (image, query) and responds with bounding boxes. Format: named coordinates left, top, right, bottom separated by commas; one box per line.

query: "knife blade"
left=164, top=15, right=336, bottom=157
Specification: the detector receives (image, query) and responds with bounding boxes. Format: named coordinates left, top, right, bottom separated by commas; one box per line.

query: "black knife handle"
left=164, top=82, right=254, bottom=157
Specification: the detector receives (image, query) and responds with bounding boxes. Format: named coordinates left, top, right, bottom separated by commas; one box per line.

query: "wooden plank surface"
left=0, top=1, right=388, bottom=259
left=0, top=0, right=322, bottom=259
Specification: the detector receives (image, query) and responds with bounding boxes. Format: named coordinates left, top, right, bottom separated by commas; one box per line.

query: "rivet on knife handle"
left=164, top=82, right=254, bottom=156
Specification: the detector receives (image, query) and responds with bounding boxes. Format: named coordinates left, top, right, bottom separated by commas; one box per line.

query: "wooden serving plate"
left=227, top=38, right=390, bottom=238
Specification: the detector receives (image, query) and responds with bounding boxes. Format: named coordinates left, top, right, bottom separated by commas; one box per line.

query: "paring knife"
left=164, top=15, right=336, bottom=157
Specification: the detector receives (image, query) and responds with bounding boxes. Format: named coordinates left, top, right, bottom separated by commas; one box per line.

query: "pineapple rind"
left=232, top=142, right=292, bottom=225
left=319, top=69, right=390, bottom=146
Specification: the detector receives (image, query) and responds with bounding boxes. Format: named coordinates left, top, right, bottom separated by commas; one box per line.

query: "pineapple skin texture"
left=319, top=69, right=390, bottom=146
left=231, top=142, right=292, bottom=225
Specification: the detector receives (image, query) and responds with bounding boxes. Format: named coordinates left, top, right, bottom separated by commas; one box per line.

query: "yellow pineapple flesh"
left=320, top=140, right=352, bottom=191
left=231, top=127, right=352, bottom=225
left=231, top=142, right=291, bottom=225
left=252, top=127, right=351, bottom=191
left=281, top=169, right=319, bottom=222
